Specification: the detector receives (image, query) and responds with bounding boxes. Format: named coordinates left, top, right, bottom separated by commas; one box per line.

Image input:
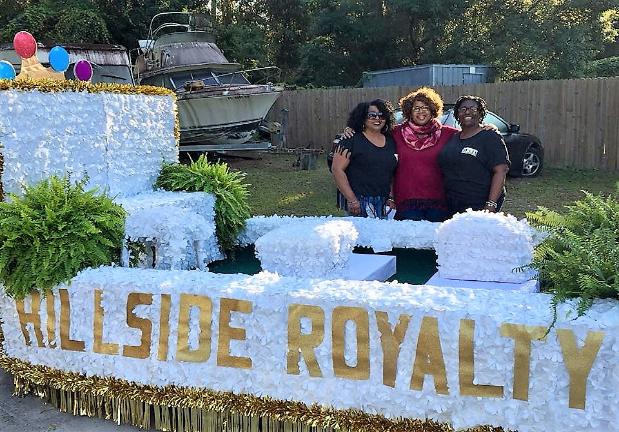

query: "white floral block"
left=239, top=215, right=439, bottom=251
left=122, top=203, right=218, bottom=270
left=435, top=210, right=536, bottom=283
left=1, top=267, right=618, bottom=432
left=116, top=191, right=222, bottom=266
left=0, top=90, right=178, bottom=198
left=254, top=220, right=359, bottom=278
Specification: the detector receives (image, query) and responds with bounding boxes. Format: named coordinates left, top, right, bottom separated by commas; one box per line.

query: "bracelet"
left=348, top=200, right=359, bottom=206
left=485, top=200, right=498, bottom=208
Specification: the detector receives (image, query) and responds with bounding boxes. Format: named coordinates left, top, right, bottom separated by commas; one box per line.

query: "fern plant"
left=526, top=191, right=619, bottom=318
left=0, top=176, right=126, bottom=299
left=155, top=155, right=250, bottom=251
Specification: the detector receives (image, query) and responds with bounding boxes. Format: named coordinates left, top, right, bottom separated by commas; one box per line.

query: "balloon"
left=13, top=31, right=37, bottom=59
left=0, top=61, right=16, bottom=80
left=49, top=46, right=70, bottom=72
left=74, top=60, right=93, bottom=81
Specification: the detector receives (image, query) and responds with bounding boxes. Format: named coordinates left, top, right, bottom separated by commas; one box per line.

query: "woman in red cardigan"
left=391, top=87, right=457, bottom=222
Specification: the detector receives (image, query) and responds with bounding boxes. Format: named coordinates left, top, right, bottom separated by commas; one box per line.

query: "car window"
left=484, top=112, right=509, bottom=134
left=439, top=111, right=458, bottom=128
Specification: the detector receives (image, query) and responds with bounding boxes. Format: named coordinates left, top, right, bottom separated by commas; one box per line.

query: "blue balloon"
left=49, top=46, right=70, bottom=72
left=0, top=61, right=16, bottom=80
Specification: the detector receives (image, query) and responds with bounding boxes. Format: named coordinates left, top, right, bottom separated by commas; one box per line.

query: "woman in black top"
left=438, top=95, right=510, bottom=216
left=332, top=99, right=397, bottom=218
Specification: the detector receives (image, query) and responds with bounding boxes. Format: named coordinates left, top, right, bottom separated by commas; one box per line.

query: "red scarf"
left=401, top=118, right=442, bottom=151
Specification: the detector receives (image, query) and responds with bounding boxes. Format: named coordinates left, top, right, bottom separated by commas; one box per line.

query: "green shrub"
left=584, top=56, right=619, bottom=78
left=155, top=155, right=251, bottom=251
left=0, top=176, right=126, bottom=299
left=526, top=191, right=619, bottom=318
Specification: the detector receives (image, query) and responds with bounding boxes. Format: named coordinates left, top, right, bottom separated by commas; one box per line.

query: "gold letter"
left=410, top=316, right=449, bottom=395
left=93, top=290, right=119, bottom=355
left=286, top=304, right=324, bottom=377
left=500, top=323, right=546, bottom=401
left=123, top=293, right=153, bottom=359
left=176, top=294, right=212, bottom=362
left=459, top=319, right=503, bottom=398
left=376, top=311, right=410, bottom=387
left=157, top=294, right=171, bottom=361
left=332, top=306, right=370, bottom=380
left=45, top=293, right=57, bottom=348
left=15, top=293, right=45, bottom=347
left=59, top=289, right=85, bottom=352
left=557, top=329, right=604, bottom=409
left=217, top=298, right=253, bottom=369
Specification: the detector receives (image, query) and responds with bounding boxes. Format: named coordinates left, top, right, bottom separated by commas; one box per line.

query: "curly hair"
left=399, top=87, right=443, bottom=121
left=346, top=99, right=395, bottom=133
left=453, top=95, right=487, bottom=125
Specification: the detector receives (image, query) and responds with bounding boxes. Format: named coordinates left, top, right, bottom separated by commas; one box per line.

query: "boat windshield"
left=214, top=72, right=251, bottom=85
left=171, top=72, right=219, bottom=88
left=170, top=71, right=250, bottom=89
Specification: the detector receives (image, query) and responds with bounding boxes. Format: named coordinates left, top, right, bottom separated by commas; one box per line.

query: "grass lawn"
left=226, top=153, right=618, bottom=218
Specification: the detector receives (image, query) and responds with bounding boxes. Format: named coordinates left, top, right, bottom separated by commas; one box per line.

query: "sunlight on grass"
left=280, top=192, right=311, bottom=206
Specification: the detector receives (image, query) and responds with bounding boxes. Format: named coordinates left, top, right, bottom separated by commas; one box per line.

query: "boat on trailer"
left=134, top=12, right=281, bottom=151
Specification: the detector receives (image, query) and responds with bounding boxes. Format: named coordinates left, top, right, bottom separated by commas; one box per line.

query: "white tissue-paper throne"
left=435, top=210, right=535, bottom=283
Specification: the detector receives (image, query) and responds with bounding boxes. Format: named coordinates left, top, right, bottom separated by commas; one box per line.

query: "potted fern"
left=526, top=190, right=619, bottom=317
left=155, top=155, right=251, bottom=252
left=0, top=176, right=126, bottom=299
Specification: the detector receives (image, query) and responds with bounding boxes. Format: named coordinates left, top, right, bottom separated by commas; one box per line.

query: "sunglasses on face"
left=366, top=112, right=385, bottom=120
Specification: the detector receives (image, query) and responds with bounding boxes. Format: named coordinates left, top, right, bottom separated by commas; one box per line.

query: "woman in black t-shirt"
left=438, top=95, right=510, bottom=216
left=332, top=99, right=398, bottom=218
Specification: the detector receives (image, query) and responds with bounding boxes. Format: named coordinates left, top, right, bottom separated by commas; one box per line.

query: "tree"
left=298, top=0, right=402, bottom=86
left=1, top=0, right=112, bottom=44
left=437, top=0, right=619, bottom=80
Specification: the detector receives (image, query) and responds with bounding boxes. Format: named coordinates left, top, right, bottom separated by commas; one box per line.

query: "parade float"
left=0, top=31, right=618, bottom=432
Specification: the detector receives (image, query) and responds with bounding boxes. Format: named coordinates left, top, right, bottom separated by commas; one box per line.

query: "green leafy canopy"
left=0, top=176, right=127, bottom=299
left=526, top=191, right=619, bottom=320
left=155, top=155, right=251, bottom=252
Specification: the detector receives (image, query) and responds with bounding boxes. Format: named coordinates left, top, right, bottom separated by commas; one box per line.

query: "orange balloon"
left=14, top=31, right=37, bottom=59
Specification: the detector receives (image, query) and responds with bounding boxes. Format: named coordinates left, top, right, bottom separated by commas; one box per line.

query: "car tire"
left=521, top=145, right=543, bottom=177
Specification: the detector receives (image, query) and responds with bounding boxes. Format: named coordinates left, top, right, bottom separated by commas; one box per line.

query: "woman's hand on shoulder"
left=342, top=126, right=355, bottom=139
left=481, top=123, right=499, bottom=133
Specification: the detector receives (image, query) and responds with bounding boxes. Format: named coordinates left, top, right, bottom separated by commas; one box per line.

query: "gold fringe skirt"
left=0, top=326, right=507, bottom=432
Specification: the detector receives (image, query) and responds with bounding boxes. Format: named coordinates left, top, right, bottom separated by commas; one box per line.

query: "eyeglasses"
left=366, top=112, right=385, bottom=120
left=457, top=106, right=479, bottom=114
left=412, top=106, right=431, bottom=113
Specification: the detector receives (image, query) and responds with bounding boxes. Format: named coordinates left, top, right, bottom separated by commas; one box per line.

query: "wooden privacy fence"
left=267, top=78, right=619, bottom=171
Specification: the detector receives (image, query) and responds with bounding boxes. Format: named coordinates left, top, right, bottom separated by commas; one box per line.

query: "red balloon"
left=13, top=31, right=37, bottom=59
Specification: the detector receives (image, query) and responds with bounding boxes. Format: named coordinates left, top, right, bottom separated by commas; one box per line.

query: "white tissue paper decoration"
left=239, top=215, right=439, bottom=252
left=117, top=191, right=223, bottom=267
left=1, top=267, right=618, bottom=432
left=0, top=90, right=178, bottom=197
left=255, top=220, right=358, bottom=277
left=435, top=210, right=536, bottom=283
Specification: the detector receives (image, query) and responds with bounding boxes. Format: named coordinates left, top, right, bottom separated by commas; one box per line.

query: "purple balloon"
left=74, top=59, right=93, bottom=81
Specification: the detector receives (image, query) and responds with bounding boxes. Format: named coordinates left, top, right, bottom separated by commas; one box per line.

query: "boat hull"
left=177, top=90, right=280, bottom=145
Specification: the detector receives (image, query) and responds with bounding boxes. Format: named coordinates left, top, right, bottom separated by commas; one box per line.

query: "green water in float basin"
left=208, top=246, right=438, bottom=285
